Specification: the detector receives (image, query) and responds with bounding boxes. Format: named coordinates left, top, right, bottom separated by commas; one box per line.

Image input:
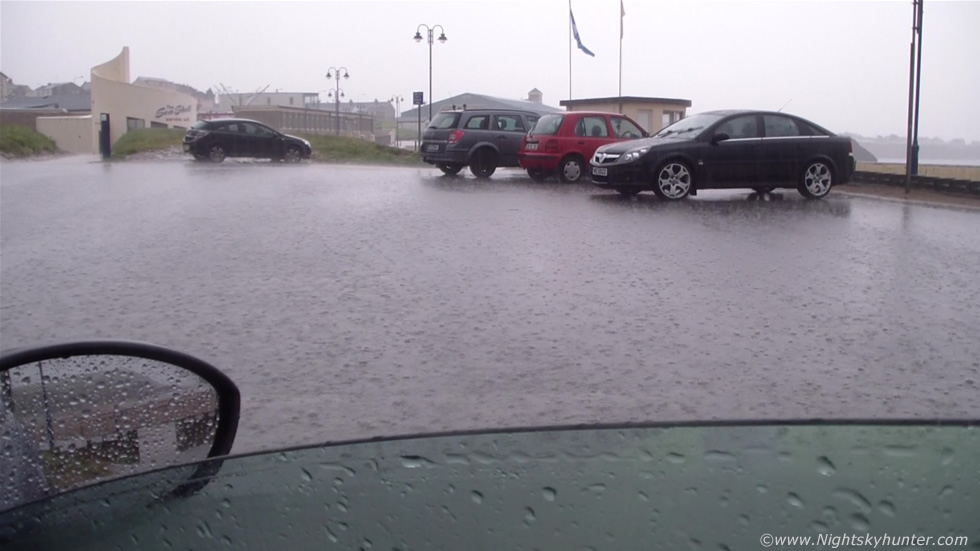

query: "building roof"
left=0, top=93, right=91, bottom=111
left=398, top=92, right=563, bottom=123
left=559, top=96, right=692, bottom=107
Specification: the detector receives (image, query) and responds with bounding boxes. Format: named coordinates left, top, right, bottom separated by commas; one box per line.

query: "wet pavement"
left=2, top=158, right=979, bottom=453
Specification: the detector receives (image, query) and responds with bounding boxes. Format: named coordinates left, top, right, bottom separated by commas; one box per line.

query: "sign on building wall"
left=154, top=104, right=194, bottom=124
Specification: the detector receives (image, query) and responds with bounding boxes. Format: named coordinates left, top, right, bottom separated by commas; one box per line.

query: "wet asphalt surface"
left=2, top=157, right=979, bottom=453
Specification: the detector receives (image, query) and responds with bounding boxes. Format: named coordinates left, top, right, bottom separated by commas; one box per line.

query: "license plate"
left=592, top=167, right=608, bottom=176
left=426, top=144, right=440, bottom=152
left=525, top=143, right=538, bottom=151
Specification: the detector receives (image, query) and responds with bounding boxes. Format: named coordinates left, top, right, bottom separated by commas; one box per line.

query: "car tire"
left=284, top=146, right=303, bottom=163
left=208, top=144, right=226, bottom=163
left=438, top=163, right=463, bottom=176
left=470, top=149, right=497, bottom=179
left=652, top=160, right=693, bottom=200
left=527, top=169, right=550, bottom=183
left=616, top=188, right=640, bottom=197
left=752, top=187, right=775, bottom=195
left=558, top=155, right=585, bottom=183
left=798, top=160, right=834, bottom=199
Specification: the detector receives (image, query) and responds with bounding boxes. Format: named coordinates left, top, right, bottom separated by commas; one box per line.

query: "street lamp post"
left=413, top=24, right=447, bottom=122
left=326, top=67, right=349, bottom=135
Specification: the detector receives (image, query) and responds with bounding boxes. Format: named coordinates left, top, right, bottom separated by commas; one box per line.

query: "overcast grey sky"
left=2, top=0, right=978, bottom=140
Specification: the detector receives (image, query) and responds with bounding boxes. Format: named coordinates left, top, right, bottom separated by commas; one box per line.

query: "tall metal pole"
left=904, top=0, right=919, bottom=194
left=335, top=72, right=341, bottom=135
left=618, top=0, right=623, bottom=113
left=568, top=0, right=572, bottom=101
left=912, top=0, right=924, bottom=178
left=429, top=29, right=434, bottom=122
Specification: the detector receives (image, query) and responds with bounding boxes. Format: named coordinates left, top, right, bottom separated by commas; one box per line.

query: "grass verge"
left=111, top=128, right=185, bottom=159
left=0, top=124, right=57, bottom=157
left=300, top=134, right=422, bottom=166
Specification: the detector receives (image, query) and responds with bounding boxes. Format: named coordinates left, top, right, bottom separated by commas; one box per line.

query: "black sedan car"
left=589, top=110, right=856, bottom=199
left=183, top=119, right=312, bottom=163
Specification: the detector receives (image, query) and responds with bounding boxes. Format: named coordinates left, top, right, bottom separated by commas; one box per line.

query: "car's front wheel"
left=558, top=155, right=585, bottom=183
left=438, top=163, right=463, bottom=176
left=652, top=160, right=693, bottom=200
left=470, top=149, right=497, bottom=179
left=208, top=144, right=226, bottom=163
left=284, top=146, right=303, bottom=163
left=798, top=161, right=834, bottom=199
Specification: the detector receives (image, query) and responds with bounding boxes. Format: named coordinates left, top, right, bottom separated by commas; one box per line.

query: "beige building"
left=559, top=96, right=692, bottom=135
left=34, top=47, right=198, bottom=154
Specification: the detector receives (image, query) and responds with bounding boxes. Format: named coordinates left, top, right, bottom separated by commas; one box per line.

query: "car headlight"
left=620, top=148, right=649, bottom=163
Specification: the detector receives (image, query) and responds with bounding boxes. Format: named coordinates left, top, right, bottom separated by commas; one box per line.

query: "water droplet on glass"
left=221, top=535, right=232, bottom=545
left=471, top=490, right=484, bottom=504
left=542, top=487, right=556, bottom=502
left=940, top=448, right=954, bottom=466
left=400, top=455, right=435, bottom=468
left=638, top=491, right=649, bottom=502
left=704, top=450, right=735, bottom=462
left=756, top=484, right=769, bottom=494
left=834, top=489, right=872, bottom=514
left=877, top=500, right=895, bottom=517
left=812, top=521, right=829, bottom=532
left=787, top=493, right=805, bottom=508
left=221, top=498, right=231, bottom=508
left=586, top=483, right=607, bottom=495
left=849, top=513, right=870, bottom=531
left=666, top=452, right=686, bottom=464
left=362, top=538, right=373, bottom=549
left=938, top=486, right=953, bottom=498
left=301, top=468, right=313, bottom=482
left=524, top=507, right=536, bottom=523
left=196, top=520, right=212, bottom=538
left=817, top=456, right=836, bottom=476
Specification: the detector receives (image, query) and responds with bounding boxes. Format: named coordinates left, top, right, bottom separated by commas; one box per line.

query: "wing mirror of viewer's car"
left=710, top=133, right=730, bottom=144
left=0, top=340, right=240, bottom=515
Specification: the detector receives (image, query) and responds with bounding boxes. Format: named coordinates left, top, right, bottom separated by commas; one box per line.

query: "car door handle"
left=577, top=141, right=585, bottom=145
left=496, top=135, right=507, bottom=140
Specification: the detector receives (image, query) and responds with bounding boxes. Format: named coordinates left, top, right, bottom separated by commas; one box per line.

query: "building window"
left=126, top=117, right=145, bottom=132
left=637, top=109, right=653, bottom=133
left=289, top=97, right=294, bottom=105
left=266, top=97, right=271, bottom=105
left=662, top=110, right=683, bottom=128
left=150, top=121, right=167, bottom=128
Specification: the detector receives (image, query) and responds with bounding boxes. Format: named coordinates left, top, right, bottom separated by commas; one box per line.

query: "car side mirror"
left=0, top=340, right=240, bottom=513
left=711, top=133, right=730, bottom=144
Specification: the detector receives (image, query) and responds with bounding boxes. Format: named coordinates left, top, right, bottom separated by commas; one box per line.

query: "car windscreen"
left=6, top=423, right=977, bottom=550
left=529, top=114, right=563, bottom=136
left=654, top=113, right=724, bottom=138
left=428, top=112, right=460, bottom=130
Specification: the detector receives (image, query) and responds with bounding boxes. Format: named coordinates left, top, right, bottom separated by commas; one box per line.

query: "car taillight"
left=544, top=139, right=559, bottom=153
left=448, top=130, right=464, bottom=144
left=848, top=140, right=853, bottom=153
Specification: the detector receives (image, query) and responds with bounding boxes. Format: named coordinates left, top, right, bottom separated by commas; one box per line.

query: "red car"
left=519, top=111, right=648, bottom=183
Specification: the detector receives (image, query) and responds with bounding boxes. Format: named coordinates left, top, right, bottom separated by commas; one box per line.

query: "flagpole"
left=618, top=0, right=624, bottom=114
left=568, top=0, right=572, bottom=101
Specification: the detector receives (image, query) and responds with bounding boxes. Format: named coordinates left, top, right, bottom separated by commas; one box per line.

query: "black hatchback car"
left=183, top=119, right=312, bottom=163
left=590, top=110, right=856, bottom=199
left=420, top=109, right=542, bottom=178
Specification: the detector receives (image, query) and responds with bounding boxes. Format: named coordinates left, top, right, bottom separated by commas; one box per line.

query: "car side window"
left=715, top=115, right=759, bottom=139
left=763, top=115, right=801, bottom=137
left=527, top=115, right=539, bottom=130
left=575, top=117, right=609, bottom=138
left=241, top=123, right=274, bottom=137
left=224, top=123, right=240, bottom=133
left=464, top=116, right=490, bottom=130
left=493, top=115, right=525, bottom=133
left=611, top=117, right=644, bottom=138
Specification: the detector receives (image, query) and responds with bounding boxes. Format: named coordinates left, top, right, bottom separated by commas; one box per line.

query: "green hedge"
left=110, top=128, right=185, bottom=158
left=0, top=125, right=57, bottom=157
